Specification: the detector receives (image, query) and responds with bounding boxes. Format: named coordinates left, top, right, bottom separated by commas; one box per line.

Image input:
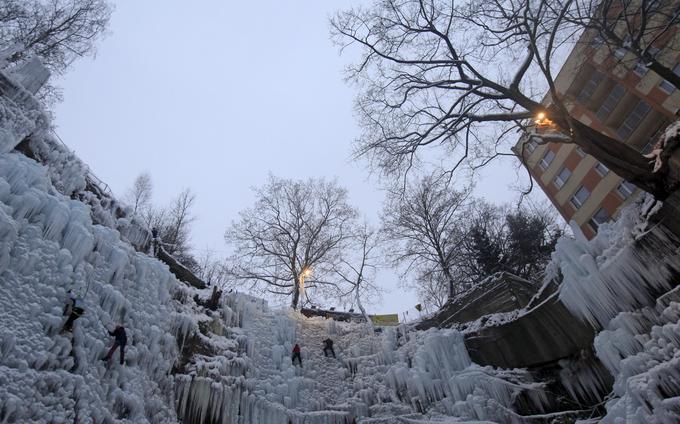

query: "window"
left=590, top=35, right=605, bottom=48
left=617, top=101, right=651, bottom=140
left=576, top=146, right=587, bottom=156
left=633, top=60, right=648, bottom=76
left=659, top=63, right=680, bottom=94
left=596, top=84, right=625, bottom=121
left=588, top=207, right=610, bottom=232
left=577, top=71, right=604, bottom=102
left=614, top=47, right=627, bottom=60
left=554, top=167, right=572, bottom=189
left=539, top=150, right=556, bottom=170
left=595, top=162, right=609, bottom=176
left=617, top=180, right=636, bottom=199
left=525, top=139, right=538, bottom=153
left=570, top=186, right=590, bottom=209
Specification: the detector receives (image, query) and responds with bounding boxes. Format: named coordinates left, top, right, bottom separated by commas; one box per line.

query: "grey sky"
left=53, top=0, right=534, bottom=314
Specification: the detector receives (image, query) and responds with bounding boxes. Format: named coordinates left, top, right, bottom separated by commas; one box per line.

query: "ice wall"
left=0, top=150, right=185, bottom=422
left=0, top=84, right=190, bottom=422
left=551, top=195, right=680, bottom=422
left=555, top=196, right=678, bottom=329
left=597, top=290, right=680, bottom=423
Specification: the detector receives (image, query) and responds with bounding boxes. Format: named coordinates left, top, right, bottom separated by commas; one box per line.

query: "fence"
left=50, top=129, right=113, bottom=197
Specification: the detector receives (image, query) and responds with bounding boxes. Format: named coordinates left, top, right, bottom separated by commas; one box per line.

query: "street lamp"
left=299, top=267, right=312, bottom=295
left=534, top=112, right=552, bottom=126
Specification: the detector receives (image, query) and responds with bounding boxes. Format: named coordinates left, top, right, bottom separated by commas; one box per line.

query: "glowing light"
left=534, top=112, right=553, bottom=126
left=299, top=268, right=312, bottom=296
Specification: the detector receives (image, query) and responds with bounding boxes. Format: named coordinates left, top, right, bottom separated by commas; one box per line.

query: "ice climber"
left=102, top=325, right=127, bottom=365
left=61, top=290, right=85, bottom=333
left=291, top=343, right=302, bottom=367
left=323, top=338, right=336, bottom=358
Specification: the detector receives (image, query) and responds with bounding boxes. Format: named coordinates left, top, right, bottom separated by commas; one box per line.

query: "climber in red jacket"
left=291, top=343, right=302, bottom=368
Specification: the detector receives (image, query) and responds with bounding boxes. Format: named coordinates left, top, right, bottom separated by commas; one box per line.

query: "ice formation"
left=555, top=196, right=677, bottom=329
left=551, top=195, right=680, bottom=423
left=4, top=55, right=680, bottom=424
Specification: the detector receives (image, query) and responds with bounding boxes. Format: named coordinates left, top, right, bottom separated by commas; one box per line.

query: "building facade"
left=515, top=26, right=680, bottom=239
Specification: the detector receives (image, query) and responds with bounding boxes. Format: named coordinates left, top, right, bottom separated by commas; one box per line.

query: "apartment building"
left=514, top=26, right=680, bottom=239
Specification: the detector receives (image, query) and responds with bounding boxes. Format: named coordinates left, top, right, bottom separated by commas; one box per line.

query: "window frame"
left=570, top=186, right=591, bottom=209
left=554, top=167, right=572, bottom=189
left=617, top=181, right=636, bottom=199
left=588, top=207, right=610, bottom=232
left=658, top=63, right=680, bottom=94
left=595, top=162, right=610, bottom=177
left=596, top=84, right=625, bottom=122
left=525, top=139, right=538, bottom=153
left=617, top=100, right=651, bottom=140
left=539, top=150, right=556, bottom=170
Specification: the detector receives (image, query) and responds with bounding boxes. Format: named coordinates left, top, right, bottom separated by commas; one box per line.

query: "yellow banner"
left=369, top=314, right=400, bottom=326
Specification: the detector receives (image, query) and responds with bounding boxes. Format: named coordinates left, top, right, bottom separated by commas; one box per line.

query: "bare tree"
left=564, top=0, right=680, bottom=90
left=413, top=271, right=449, bottom=311
left=382, top=175, right=471, bottom=299
left=125, top=173, right=153, bottom=215
left=225, top=175, right=358, bottom=309
left=331, top=0, right=673, bottom=198
left=0, top=0, right=112, bottom=102
left=0, top=0, right=112, bottom=74
left=143, top=188, right=198, bottom=271
left=334, top=223, right=384, bottom=328
left=196, top=249, right=229, bottom=288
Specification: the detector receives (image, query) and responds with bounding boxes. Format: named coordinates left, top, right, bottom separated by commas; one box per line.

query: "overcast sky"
left=53, top=0, right=535, bottom=314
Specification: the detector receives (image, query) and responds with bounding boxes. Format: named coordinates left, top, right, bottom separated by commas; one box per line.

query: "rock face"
left=465, top=294, right=596, bottom=369
left=417, top=272, right=539, bottom=330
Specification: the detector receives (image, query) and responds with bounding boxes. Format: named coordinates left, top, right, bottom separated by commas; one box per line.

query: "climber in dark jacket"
left=61, top=290, right=85, bottom=333
left=323, top=338, right=336, bottom=358
left=291, top=343, right=302, bottom=367
left=102, top=325, right=127, bottom=365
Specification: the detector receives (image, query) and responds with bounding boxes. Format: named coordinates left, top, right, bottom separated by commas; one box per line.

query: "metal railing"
left=50, top=129, right=113, bottom=197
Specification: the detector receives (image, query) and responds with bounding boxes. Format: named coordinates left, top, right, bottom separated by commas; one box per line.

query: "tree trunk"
left=355, top=285, right=374, bottom=332
left=440, top=266, right=456, bottom=300
left=644, top=57, right=680, bottom=93
left=549, top=107, right=669, bottom=199
left=291, top=282, right=300, bottom=310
